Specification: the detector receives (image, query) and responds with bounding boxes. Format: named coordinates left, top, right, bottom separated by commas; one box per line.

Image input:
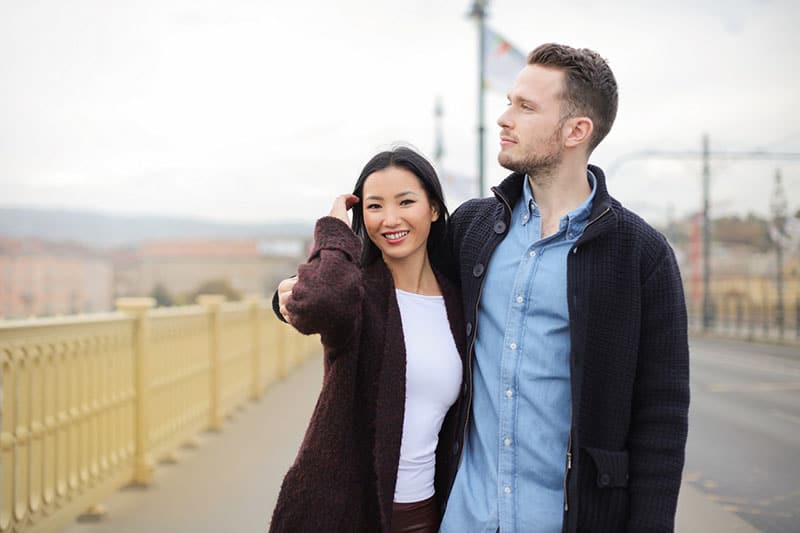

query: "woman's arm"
left=287, top=197, right=364, bottom=348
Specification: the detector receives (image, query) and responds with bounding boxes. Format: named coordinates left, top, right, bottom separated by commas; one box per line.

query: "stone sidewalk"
left=59, top=354, right=759, bottom=533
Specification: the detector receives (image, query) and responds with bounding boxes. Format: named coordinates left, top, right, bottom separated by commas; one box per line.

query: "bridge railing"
left=0, top=295, right=316, bottom=533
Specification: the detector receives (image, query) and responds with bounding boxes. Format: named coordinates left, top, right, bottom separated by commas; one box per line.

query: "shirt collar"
left=521, top=170, right=597, bottom=233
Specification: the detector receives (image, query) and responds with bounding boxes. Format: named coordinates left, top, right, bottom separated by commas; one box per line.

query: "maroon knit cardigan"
left=268, top=216, right=467, bottom=533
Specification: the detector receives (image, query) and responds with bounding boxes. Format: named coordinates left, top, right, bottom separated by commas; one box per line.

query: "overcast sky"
left=2, top=0, right=799, bottom=226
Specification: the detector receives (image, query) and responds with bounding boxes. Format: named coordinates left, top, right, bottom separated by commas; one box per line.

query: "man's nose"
left=497, top=108, right=513, bottom=128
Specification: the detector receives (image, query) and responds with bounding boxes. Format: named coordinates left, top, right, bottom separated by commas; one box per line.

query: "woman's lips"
left=383, top=230, right=409, bottom=244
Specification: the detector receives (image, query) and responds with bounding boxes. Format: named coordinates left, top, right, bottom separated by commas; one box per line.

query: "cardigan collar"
left=491, top=164, right=619, bottom=244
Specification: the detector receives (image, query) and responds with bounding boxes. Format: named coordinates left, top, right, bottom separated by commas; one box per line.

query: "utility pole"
left=469, top=0, right=488, bottom=196
left=701, top=134, right=713, bottom=330
left=770, top=168, right=788, bottom=341
left=607, top=143, right=800, bottom=333
left=434, top=95, right=445, bottom=171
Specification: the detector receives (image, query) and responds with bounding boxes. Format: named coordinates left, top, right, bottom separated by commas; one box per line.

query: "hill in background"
left=0, top=206, right=313, bottom=249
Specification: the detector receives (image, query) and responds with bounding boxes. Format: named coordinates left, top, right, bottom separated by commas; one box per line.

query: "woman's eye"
left=366, top=203, right=381, bottom=210
left=400, top=199, right=416, bottom=206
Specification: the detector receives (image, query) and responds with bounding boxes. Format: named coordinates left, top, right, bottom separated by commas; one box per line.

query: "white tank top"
left=393, top=289, right=463, bottom=503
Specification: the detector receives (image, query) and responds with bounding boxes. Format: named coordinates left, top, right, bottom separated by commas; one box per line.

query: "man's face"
left=496, top=64, right=568, bottom=177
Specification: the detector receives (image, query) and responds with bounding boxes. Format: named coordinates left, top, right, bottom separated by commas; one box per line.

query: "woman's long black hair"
left=350, top=146, right=450, bottom=268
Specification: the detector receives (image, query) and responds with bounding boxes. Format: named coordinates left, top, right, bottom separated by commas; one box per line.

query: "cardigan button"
left=461, top=383, right=468, bottom=397
left=599, top=473, right=611, bottom=487
left=472, top=263, right=485, bottom=277
left=453, top=442, right=460, bottom=455
left=465, top=322, right=473, bottom=336
left=493, top=220, right=507, bottom=234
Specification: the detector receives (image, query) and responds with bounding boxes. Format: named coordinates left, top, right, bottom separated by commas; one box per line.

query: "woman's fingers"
left=329, top=194, right=360, bottom=223
left=277, top=277, right=298, bottom=323
left=343, top=194, right=360, bottom=210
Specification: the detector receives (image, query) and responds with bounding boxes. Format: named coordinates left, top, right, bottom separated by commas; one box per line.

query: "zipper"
left=563, top=430, right=572, bottom=511
left=579, top=206, right=611, bottom=239
left=561, top=208, right=608, bottom=514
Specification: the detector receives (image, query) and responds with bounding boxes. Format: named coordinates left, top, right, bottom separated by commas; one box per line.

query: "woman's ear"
left=431, top=205, right=440, bottom=222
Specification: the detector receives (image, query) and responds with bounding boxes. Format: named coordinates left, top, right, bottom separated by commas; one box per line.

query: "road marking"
left=699, top=353, right=800, bottom=378
left=709, top=381, right=800, bottom=393
left=769, top=409, right=800, bottom=425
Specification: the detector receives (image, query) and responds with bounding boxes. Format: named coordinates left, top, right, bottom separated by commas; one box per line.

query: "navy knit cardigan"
left=442, top=165, right=690, bottom=533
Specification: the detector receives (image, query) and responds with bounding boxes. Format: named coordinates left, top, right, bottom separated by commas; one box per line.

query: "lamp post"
left=469, top=0, right=488, bottom=197
left=701, top=134, right=714, bottom=330
left=607, top=141, right=800, bottom=333
left=770, top=168, right=788, bottom=340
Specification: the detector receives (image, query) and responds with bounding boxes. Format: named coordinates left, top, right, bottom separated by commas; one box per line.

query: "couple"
left=270, top=43, right=690, bottom=533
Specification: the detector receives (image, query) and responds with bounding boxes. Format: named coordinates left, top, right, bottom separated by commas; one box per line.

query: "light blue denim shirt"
left=440, top=172, right=596, bottom=533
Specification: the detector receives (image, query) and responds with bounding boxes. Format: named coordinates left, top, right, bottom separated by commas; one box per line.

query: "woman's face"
left=361, top=166, right=438, bottom=265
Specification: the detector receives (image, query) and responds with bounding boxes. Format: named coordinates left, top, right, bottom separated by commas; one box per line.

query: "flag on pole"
left=483, top=26, right=526, bottom=93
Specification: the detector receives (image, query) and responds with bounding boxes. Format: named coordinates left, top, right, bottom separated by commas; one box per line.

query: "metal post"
left=701, top=133, right=713, bottom=331
left=470, top=0, right=487, bottom=197
left=434, top=96, right=445, bottom=171
left=770, top=168, right=787, bottom=341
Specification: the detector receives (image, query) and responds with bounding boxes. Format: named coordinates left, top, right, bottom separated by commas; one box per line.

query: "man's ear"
left=564, top=116, right=593, bottom=149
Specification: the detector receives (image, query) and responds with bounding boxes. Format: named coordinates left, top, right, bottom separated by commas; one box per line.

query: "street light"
left=769, top=169, right=788, bottom=340
left=607, top=138, right=800, bottom=333
left=468, top=0, right=488, bottom=196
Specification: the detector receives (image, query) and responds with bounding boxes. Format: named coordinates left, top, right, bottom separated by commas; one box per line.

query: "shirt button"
left=504, top=438, right=512, bottom=447
left=516, top=295, right=523, bottom=304
left=505, top=389, right=513, bottom=398
left=504, top=486, right=511, bottom=494
left=509, top=342, right=517, bottom=350
left=529, top=250, right=536, bottom=257
left=522, top=215, right=529, bottom=222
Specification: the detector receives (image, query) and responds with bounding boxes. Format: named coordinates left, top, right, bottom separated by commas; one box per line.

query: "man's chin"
left=498, top=154, right=521, bottom=173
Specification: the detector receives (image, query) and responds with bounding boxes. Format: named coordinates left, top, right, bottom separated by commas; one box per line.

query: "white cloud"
left=1, top=0, right=798, bottom=224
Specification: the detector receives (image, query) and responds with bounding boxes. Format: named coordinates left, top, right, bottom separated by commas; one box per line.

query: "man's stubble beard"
left=497, top=128, right=564, bottom=188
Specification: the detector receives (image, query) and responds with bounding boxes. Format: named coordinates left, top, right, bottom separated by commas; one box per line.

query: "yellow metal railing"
left=0, top=295, right=318, bottom=533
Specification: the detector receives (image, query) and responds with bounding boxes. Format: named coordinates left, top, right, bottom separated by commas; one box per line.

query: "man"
left=278, top=43, right=689, bottom=532
left=438, top=44, right=689, bottom=532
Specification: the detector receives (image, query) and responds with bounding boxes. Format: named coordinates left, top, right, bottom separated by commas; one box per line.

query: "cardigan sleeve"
left=285, top=216, right=365, bottom=349
left=626, top=244, right=690, bottom=532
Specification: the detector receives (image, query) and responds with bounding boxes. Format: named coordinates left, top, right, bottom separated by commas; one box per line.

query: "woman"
left=269, top=147, right=467, bottom=533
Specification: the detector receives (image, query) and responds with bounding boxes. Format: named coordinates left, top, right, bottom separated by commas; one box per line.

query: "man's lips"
left=500, top=135, right=517, bottom=146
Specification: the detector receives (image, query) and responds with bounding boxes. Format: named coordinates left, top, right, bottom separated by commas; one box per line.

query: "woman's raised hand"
left=329, top=194, right=360, bottom=224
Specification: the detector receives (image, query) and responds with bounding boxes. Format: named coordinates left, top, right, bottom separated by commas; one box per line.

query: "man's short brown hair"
left=528, top=43, right=618, bottom=153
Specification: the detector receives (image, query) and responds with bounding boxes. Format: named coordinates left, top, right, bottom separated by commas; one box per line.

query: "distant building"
left=113, top=237, right=310, bottom=302
left=0, top=238, right=114, bottom=319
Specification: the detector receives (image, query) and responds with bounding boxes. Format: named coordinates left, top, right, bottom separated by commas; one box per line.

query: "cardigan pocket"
left=577, top=447, right=630, bottom=533
left=583, top=447, right=629, bottom=488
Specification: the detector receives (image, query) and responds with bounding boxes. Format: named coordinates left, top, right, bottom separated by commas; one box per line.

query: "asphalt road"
left=684, top=336, right=800, bottom=532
